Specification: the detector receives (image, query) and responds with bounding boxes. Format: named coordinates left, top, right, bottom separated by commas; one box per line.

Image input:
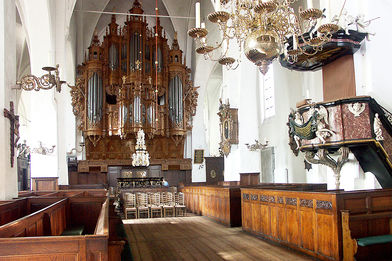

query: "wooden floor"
left=123, top=216, right=315, bottom=261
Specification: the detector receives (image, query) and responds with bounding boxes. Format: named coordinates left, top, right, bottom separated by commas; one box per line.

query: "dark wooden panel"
left=322, top=55, right=356, bottom=101
left=0, top=199, right=27, bottom=226
left=205, top=157, right=224, bottom=185
left=32, top=177, right=59, bottom=191
left=69, top=197, right=106, bottom=234
left=240, top=173, right=260, bottom=186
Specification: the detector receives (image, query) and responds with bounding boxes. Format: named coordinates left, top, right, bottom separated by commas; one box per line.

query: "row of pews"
left=0, top=189, right=126, bottom=261
left=182, top=184, right=392, bottom=261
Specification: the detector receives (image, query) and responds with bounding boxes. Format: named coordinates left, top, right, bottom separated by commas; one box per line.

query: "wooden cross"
left=3, top=101, right=20, bottom=167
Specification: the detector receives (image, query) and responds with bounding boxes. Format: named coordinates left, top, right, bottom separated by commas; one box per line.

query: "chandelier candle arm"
left=307, top=0, right=313, bottom=9
left=215, top=0, right=221, bottom=12
left=15, top=64, right=66, bottom=92
left=195, top=2, right=201, bottom=28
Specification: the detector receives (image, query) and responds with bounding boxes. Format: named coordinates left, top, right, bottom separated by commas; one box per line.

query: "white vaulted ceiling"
left=72, top=0, right=195, bottom=65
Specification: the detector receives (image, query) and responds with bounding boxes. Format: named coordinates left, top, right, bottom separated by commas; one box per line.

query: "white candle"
left=306, top=89, right=310, bottom=99
left=195, top=2, right=201, bottom=28
left=307, top=0, right=313, bottom=9
left=293, top=35, right=298, bottom=50
left=201, top=22, right=205, bottom=29
left=215, top=0, right=221, bottom=12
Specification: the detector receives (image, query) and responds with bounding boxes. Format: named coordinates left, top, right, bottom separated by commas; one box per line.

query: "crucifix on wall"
left=3, top=101, right=20, bottom=167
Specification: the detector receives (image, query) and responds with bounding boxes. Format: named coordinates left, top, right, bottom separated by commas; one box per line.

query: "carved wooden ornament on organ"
left=70, top=0, right=198, bottom=160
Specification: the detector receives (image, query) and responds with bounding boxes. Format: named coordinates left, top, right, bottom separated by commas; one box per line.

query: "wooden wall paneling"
left=69, top=197, right=106, bottom=234
left=276, top=201, right=286, bottom=241
left=0, top=198, right=67, bottom=238
left=241, top=188, right=341, bottom=261
left=31, top=177, right=59, bottom=191
left=269, top=197, right=278, bottom=239
left=322, top=55, right=356, bottom=101
left=0, top=199, right=27, bottom=226
left=240, top=173, right=260, bottom=186
left=285, top=204, right=299, bottom=246
left=300, top=206, right=314, bottom=251
left=0, top=237, right=107, bottom=261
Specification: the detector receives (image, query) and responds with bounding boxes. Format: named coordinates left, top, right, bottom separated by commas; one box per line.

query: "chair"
left=123, top=193, right=137, bottom=219
left=162, top=192, right=175, bottom=217
left=149, top=192, right=162, bottom=218
left=175, top=192, right=186, bottom=217
left=137, top=193, right=150, bottom=219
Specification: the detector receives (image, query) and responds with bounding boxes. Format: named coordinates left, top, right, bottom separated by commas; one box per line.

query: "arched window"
left=261, top=68, right=275, bottom=119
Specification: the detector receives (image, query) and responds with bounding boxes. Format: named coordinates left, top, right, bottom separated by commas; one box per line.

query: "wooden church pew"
left=342, top=210, right=392, bottom=260
left=0, top=192, right=117, bottom=261
left=0, top=198, right=27, bottom=226
left=241, top=187, right=392, bottom=261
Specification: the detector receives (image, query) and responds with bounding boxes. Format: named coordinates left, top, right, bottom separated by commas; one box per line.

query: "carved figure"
left=353, top=14, right=377, bottom=40
left=314, top=106, right=334, bottom=144
left=348, top=102, right=365, bottom=117
left=331, top=10, right=355, bottom=35
left=374, top=113, right=384, bottom=141
left=288, top=105, right=334, bottom=152
left=293, top=112, right=304, bottom=149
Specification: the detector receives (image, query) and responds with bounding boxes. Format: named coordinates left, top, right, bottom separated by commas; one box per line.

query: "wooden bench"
left=61, top=225, right=84, bottom=236
left=341, top=210, right=392, bottom=261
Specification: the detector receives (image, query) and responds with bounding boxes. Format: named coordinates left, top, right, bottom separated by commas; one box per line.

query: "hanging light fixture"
left=188, top=0, right=339, bottom=74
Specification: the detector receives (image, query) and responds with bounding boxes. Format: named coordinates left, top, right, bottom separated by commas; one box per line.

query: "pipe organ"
left=71, top=0, right=198, bottom=161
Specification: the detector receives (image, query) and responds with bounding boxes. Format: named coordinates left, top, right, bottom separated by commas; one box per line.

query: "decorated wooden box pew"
left=182, top=186, right=242, bottom=227
left=241, top=187, right=392, bottom=261
left=182, top=183, right=327, bottom=227
left=0, top=189, right=125, bottom=261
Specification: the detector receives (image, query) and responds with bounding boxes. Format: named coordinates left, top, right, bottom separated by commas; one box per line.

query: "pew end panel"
left=341, top=210, right=392, bottom=261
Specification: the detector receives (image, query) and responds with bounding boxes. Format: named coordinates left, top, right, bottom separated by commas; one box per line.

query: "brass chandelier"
left=188, top=0, right=339, bottom=74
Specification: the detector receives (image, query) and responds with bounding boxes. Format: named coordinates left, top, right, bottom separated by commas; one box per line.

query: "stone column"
left=0, top=0, right=17, bottom=200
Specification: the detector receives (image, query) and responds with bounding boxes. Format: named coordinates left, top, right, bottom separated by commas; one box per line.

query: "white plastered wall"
left=0, top=0, right=17, bottom=200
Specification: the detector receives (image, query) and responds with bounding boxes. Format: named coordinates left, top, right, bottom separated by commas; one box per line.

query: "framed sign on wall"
left=194, top=149, right=204, bottom=164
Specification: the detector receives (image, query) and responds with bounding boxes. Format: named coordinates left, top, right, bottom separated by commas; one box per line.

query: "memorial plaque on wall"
left=205, top=157, right=224, bottom=185
left=194, top=149, right=204, bottom=164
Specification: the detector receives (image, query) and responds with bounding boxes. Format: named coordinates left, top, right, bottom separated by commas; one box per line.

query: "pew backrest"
left=0, top=198, right=67, bottom=238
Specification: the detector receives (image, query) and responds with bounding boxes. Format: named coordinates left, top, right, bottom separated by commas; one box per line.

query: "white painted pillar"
left=22, top=0, right=58, bottom=179
left=191, top=59, right=215, bottom=182
left=0, top=0, right=18, bottom=199
left=53, top=0, right=76, bottom=185
left=238, top=60, right=261, bottom=177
